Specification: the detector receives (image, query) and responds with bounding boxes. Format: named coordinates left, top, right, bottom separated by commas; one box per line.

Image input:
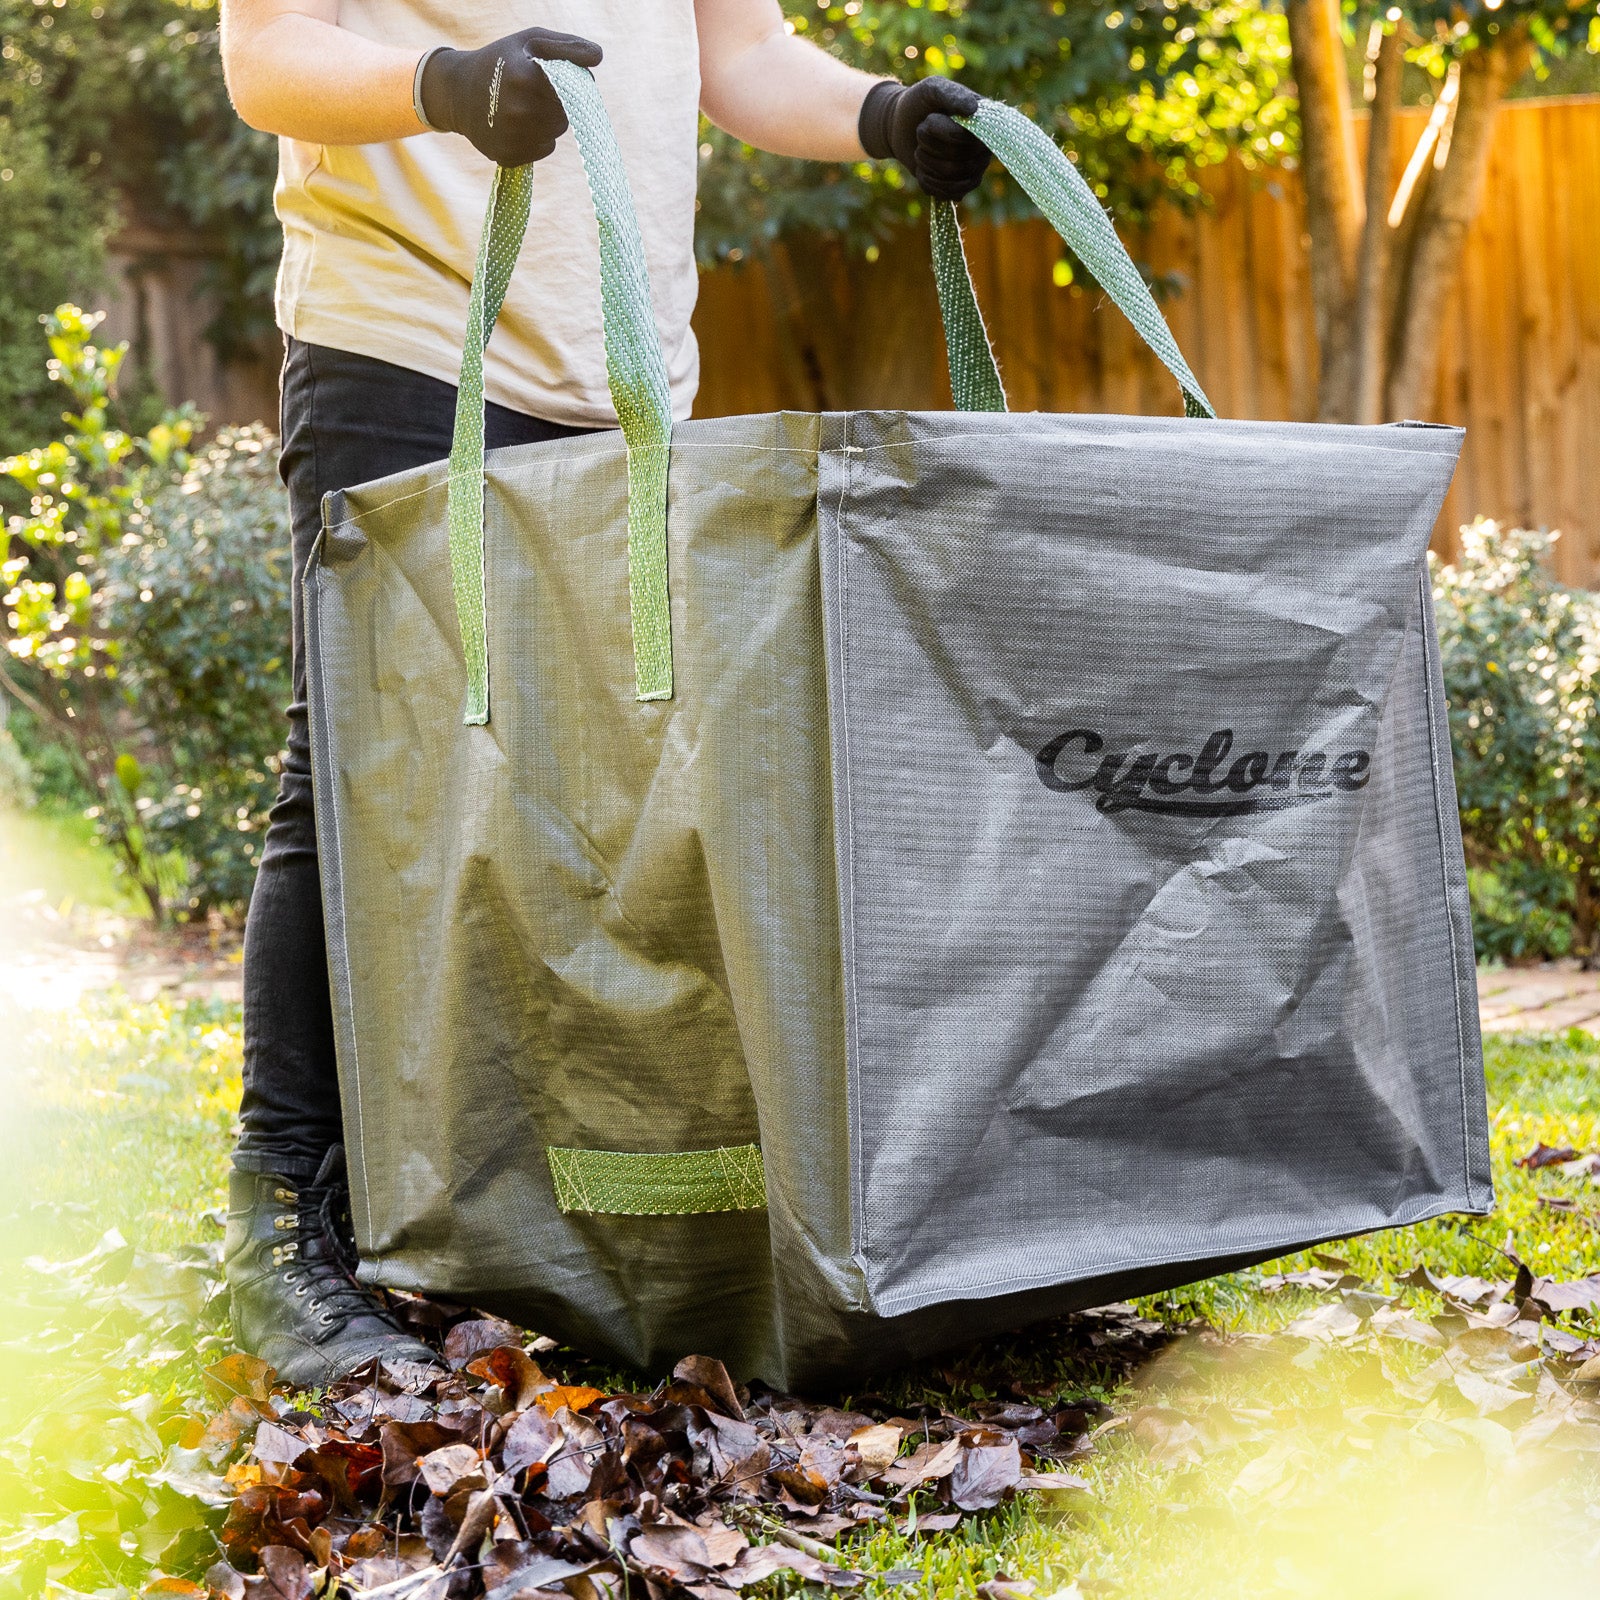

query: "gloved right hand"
left=419, top=28, right=603, bottom=166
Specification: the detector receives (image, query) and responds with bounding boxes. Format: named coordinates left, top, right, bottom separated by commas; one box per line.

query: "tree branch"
left=1350, top=19, right=1405, bottom=424
left=1385, top=27, right=1530, bottom=421
left=1285, top=0, right=1363, bottom=421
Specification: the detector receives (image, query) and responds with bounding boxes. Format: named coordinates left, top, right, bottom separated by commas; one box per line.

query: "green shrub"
left=0, top=115, right=110, bottom=456
left=0, top=715, right=34, bottom=809
left=1432, top=519, right=1600, bottom=965
left=2, top=305, right=289, bottom=920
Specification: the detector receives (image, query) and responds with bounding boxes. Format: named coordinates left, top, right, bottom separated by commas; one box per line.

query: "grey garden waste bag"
left=305, top=63, right=1490, bottom=1389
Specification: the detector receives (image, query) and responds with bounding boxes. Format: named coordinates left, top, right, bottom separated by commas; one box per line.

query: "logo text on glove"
left=1035, top=728, right=1371, bottom=816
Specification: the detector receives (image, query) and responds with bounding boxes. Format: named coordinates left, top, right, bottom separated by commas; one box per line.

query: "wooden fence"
left=693, top=95, right=1600, bottom=583
left=105, top=96, right=1599, bottom=581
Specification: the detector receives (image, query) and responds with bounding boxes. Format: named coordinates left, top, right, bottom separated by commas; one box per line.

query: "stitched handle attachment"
left=929, top=99, right=1216, bottom=420
left=446, top=59, right=674, bottom=725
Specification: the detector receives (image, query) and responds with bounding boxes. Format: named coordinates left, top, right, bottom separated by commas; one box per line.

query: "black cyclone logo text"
left=1035, top=728, right=1371, bottom=817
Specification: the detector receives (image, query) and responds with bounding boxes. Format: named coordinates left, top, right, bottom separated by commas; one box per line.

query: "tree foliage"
left=0, top=114, right=110, bottom=450
left=697, top=0, right=1296, bottom=265
left=1434, top=519, right=1600, bottom=965
left=1, top=307, right=290, bottom=919
left=0, top=0, right=277, bottom=446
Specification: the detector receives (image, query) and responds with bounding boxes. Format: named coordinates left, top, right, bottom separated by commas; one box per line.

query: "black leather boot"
left=224, top=1144, right=441, bottom=1389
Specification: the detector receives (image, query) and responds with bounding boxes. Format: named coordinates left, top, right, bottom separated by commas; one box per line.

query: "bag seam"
left=1418, top=569, right=1481, bottom=1212
left=308, top=557, right=373, bottom=1245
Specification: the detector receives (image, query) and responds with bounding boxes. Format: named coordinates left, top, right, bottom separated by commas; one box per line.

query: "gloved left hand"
left=858, top=77, right=990, bottom=201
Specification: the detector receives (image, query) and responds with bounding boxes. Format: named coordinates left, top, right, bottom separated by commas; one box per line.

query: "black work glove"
left=419, top=28, right=603, bottom=166
left=858, top=77, right=990, bottom=201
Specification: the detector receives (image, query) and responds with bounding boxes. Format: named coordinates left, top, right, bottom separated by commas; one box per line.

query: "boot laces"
left=274, top=1174, right=398, bottom=1334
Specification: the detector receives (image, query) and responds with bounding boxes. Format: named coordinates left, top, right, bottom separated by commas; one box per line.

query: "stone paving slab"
left=1477, top=967, right=1600, bottom=1034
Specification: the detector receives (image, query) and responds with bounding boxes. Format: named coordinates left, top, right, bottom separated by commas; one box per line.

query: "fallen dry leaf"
left=848, top=1422, right=902, bottom=1475
left=535, top=1384, right=607, bottom=1417
left=949, top=1437, right=1022, bottom=1511
left=1515, top=1142, right=1583, bottom=1170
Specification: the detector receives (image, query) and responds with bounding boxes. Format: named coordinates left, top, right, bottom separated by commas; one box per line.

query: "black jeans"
left=234, top=339, right=593, bottom=1179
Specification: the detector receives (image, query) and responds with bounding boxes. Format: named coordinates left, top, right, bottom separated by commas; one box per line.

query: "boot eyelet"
left=274, top=1216, right=295, bottom=1230
left=294, top=1285, right=308, bottom=1296
left=319, top=1313, right=336, bottom=1325
left=274, top=1188, right=297, bottom=1203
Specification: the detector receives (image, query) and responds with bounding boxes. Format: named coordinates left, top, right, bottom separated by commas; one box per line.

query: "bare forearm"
left=221, top=1, right=422, bottom=144
left=697, top=0, right=877, bottom=160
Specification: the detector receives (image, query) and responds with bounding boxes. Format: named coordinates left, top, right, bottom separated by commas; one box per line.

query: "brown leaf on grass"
left=248, top=1547, right=311, bottom=1600
left=1516, top=1142, right=1582, bottom=1170
left=847, top=1422, right=902, bottom=1477
left=1016, top=1469, right=1091, bottom=1492
left=899, top=1510, right=962, bottom=1535
left=1398, top=1266, right=1508, bottom=1308
left=379, top=1421, right=464, bottom=1490
left=881, top=1437, right=962, bottom=1487
left=949, top=1437, right=1022, bottom=1510
left=204, top=1353, right=275, bottom=1405
left=1281, top=1301, right=1364, bottom=1342
left=673, top=1355, right=745, bottom=1420
left=417, top=1443, right=487, bottom=1497
left=219, top=1486, right=326, bottom=1560
left=1126, top=1406, right=1203, bottom=1470
left=466, top=1345, right=550, bottom=1412
left=1256, top=1268, right=1363, bottom=1294
left=250, top=1423, right=309, bottom=1471
left=976, top=1579, right=1037, bottom=1600
left=1453, top=1367, right=1536, bottom=1420
left=1525, top=1273, right=1600, bottom=1317
left=723, top=1544, right=850, bottom=1589
left=202, top=1396, right=276, bottom=1460
left=630, top=1523, right=714, bottom=1585
left=443, top=1318, right=523, bottom=1369
left=1368, top=1306, right=1447, bottom=1348
left=698, top=1520, right=750, bottom=1569
left=203, top=1563, right=245, bottom=1600
left=502, top=1406, right=563, bottom=1476
left=1453, top=1326, right=1541, bottom=1369
left=535, top=1385, right=607, bottom=1417
left=771, top=1462, right=831, bottom=1506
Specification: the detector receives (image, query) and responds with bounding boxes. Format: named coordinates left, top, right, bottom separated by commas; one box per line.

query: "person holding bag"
left=216, top=0, right=992, bottom=1386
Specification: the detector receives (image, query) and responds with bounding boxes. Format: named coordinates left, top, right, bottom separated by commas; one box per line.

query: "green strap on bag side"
left=448, top=60, right=673, bottom=725
left=929, top=100, right=1216, bottom=421
left=446, top=79, right=1215, bottom=725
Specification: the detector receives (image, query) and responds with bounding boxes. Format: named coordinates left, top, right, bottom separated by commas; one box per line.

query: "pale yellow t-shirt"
left=274, top=1, right=701, bottom=427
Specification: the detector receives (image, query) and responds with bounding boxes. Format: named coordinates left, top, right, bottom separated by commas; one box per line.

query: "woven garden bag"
left=306, top=63, right=1488, bottom=1387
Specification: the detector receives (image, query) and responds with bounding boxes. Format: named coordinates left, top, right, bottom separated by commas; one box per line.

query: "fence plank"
left=692, top=96, right=1600, bottom=582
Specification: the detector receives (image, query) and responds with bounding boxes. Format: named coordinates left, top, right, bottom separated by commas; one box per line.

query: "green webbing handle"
left=929, top=99, right=1216, bottom=421
left=447, top=60, right=674, bottom=724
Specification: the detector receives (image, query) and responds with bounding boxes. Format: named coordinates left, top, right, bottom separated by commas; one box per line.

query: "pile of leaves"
left=1104, top=1245, right=1600, bottom=1494
left=171, top=1307, right=1149, bottom=1600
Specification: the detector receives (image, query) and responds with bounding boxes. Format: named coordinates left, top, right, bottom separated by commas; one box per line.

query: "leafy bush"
left=0, top=114, right=110, bottom=454
left=0, top=714, right=34, bottom=809
left=2, top=305, right=289, bottom=920
left=695, top=0, right=1296, bottom=266
left=1432, top=519, right=1600, bottom=965
left=0, top=0, right=279, bottom=449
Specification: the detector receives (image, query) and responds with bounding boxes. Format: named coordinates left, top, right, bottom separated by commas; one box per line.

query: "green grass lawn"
left=3, top=992, right=1598, bottom=1598
left=0, top=805, right=141, bottom=916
